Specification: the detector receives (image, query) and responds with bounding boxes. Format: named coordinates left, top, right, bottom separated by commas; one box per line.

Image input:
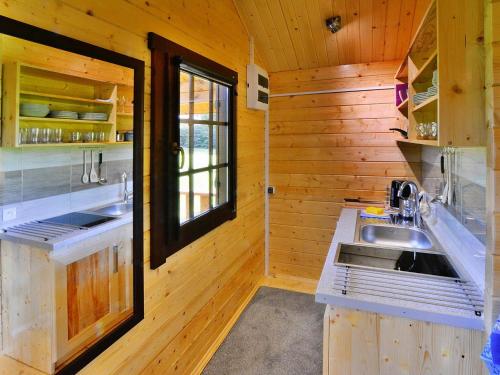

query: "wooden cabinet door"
left=55, top=225, right=133, bottom=369
left=66, top=247, right=110, bottom=340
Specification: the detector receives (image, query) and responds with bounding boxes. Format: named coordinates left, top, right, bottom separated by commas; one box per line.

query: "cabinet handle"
left=113, top=244, right=119, bottom=273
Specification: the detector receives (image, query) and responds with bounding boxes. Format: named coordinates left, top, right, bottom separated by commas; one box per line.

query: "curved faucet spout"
left=397, top=181, right=422, bottom=228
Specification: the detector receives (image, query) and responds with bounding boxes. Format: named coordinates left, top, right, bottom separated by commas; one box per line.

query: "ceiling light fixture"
left=325, top=16, right=342, bottom=33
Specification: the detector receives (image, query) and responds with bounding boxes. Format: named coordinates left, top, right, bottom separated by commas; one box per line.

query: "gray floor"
left=202, top=287, right=324, bottom=375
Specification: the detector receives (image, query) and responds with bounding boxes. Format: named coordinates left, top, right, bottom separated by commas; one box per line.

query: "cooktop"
left=336, top=243, right=459, bottom=279
left=40, top=212, right=116, bottom=229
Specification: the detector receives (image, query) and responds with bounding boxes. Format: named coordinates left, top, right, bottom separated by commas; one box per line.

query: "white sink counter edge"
left=0, top=209, right=132, bottom=253
left=315, top=208, right=484, bottom=331
left=0, top=182, right=134, bottom=252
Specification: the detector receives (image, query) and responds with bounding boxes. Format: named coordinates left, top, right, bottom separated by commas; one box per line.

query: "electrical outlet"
left=3, top=207, right=16, bottom=222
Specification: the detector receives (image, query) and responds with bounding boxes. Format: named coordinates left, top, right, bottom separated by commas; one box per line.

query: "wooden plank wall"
left=268, top=61, right=421, bottom=282
left=0, top=1, right=265, bottom=374
left=485, top=0, right=500, bottom=332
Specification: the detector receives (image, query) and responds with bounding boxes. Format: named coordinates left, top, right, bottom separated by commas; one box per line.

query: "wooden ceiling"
left=234, top=0, right=431, bottom=72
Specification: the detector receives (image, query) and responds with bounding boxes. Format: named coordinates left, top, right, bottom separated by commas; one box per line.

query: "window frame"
left=148, top=33, right=237, bottom=269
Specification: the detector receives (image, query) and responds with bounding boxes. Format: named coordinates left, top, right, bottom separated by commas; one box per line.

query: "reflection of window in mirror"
left=0, top=21, right=143, bottom=375
left=149, top=33, right=237, bottom=269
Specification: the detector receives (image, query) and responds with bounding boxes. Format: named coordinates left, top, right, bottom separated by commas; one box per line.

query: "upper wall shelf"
left=394, top=0, right=485, bottom=147
left=1, top=62, right=134, bottom=147
left=20, top=90, right=114, bottom=106
left=411, top=50, right=437, bottom=84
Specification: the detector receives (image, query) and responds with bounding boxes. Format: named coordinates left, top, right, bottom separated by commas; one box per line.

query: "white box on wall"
left=247, top=63, right=269, bottom=111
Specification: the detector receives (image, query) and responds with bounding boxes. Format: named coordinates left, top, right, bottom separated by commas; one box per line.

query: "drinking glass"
left=96, top=131, right=106, bottom=142
left=429, top=122, right=438, bottom=140
left=416, top=123, right=425, bottom=139
left=84, top=131, right=95, bottom=143
left=39, top=128, right=51, bottom=143
left=51, top=128, right=62, bottom=143
left=71, top=131, right=82, bottom=143
left=19, top=128, right=28, bottom=144
left=29, top=128, right=39, bottom=144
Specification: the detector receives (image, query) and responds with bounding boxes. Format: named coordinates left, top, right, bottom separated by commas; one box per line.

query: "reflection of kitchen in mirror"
left=0, top=33, right=136, bottom=374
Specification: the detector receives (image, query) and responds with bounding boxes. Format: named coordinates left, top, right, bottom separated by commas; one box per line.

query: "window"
left=178, top=69, right=230, bottom=223
left=148, top=33, right=237, bottom=269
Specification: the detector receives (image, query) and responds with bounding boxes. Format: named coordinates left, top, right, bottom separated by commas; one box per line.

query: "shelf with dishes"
left=20, top=90, right=114, bottom=106
left=393, top=0, right=484, bottom=147
left=1, top=61, right=134, bottom=147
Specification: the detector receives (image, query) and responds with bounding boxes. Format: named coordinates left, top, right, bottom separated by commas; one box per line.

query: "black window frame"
left=148, top=33, right=237, bottom=269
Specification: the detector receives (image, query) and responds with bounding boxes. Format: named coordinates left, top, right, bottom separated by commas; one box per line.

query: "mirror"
left=0, top=17, right=143, bottom=375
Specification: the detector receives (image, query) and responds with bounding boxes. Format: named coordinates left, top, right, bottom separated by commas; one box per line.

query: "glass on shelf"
left=51, top=128, right=63, bottom=143
left=39, top=128, right=51, bottom=143
left=71, top=131, right=82, bottom=143
left=28, top=128, right=39, bottom=144
left=96, top=131, right=106, bottom=142
left=416, top=122, right=438, bottom=140
left=84, top=131, right=96, bottom=143
left=429, top=121, right=438, bottom=140
left=19, top=128, right=27, bottom=144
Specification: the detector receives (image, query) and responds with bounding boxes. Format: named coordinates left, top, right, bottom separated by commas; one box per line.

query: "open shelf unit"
left=1, top=61, right=134, bottom=147
left=393, top=0, right=484, bottom=147
left=396, top=97, right=408, bottom=117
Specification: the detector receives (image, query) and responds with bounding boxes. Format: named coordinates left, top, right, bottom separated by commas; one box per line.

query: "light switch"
left=3, top=207, right=17, bottom=222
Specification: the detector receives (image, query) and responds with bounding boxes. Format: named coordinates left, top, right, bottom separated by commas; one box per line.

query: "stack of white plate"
left=413, top=92, right=430, bottom=105
left=427, top=69, right=438, bottom=97
left=78, top=112, right=108, bottom=121
left=432, top=70, right=438, bottom=86
left=49, top=110, right=78, bottom=119
left=20, top=103, right=50, bottom=117
left=427, top=86, right=438, bottom=96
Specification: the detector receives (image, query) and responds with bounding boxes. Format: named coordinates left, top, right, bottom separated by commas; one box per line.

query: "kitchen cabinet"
left=1, top=223, right=133, bottom=374
left=395, top=0, right=485, bottom=147
left=323, top=305, right=483, bottom=375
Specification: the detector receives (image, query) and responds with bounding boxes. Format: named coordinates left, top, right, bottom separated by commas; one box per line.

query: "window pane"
left=211, top=169, right=218, bottom=208
left=212, top=125, right=228, bottom=165
left=179, top=71, right=190, bottom=120
left=193, top=75, right=210, bottom=121
left=193, top=171, right=210, bottom=217
left=217, top=167, right=229, bottom=206
left=179, top=175, right=190, bottom=224
left=193, top=124, right=209, bottom=169
left=179, top=123, right=189, bottom=172
left=214, top=83, right=229, bottom=123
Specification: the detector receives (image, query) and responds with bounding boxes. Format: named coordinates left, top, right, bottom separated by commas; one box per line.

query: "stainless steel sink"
left=360, top=224, right=433, bottom=250
left=92, top=202, right=133, bottom=216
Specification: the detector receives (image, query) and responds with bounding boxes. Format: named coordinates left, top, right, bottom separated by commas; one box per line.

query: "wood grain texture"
left=486, top=0, right=500, bottom=333
left=269, top=61, right=420, bottom=282
left=234, top=0, right=432, bottom=72
left=269, top=61, right=420, bottom=280
left=0, top=0, right=265, bottom=373
left=324, top=305, right=484, bottom=375
left=67, top=249, right=110, bottom=340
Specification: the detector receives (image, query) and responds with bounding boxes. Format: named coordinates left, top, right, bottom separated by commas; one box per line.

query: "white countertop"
left=315, top=207, right=485, bottom=331
left=0, top=182, right=133, bottom=252
left=0, top=208, right=132, bottom=252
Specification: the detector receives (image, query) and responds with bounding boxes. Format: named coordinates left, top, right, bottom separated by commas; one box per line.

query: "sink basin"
left=93, top=202, right=133, bottom=217
left=360, top=224, right=433, bottom=250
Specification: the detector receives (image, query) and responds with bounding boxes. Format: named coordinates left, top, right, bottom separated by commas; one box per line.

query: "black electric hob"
left=40, top=212, right=116, bottom=229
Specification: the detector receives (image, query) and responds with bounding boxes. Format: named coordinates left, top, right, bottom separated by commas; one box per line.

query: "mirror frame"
left=0, top=15, right=144, bottom=375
